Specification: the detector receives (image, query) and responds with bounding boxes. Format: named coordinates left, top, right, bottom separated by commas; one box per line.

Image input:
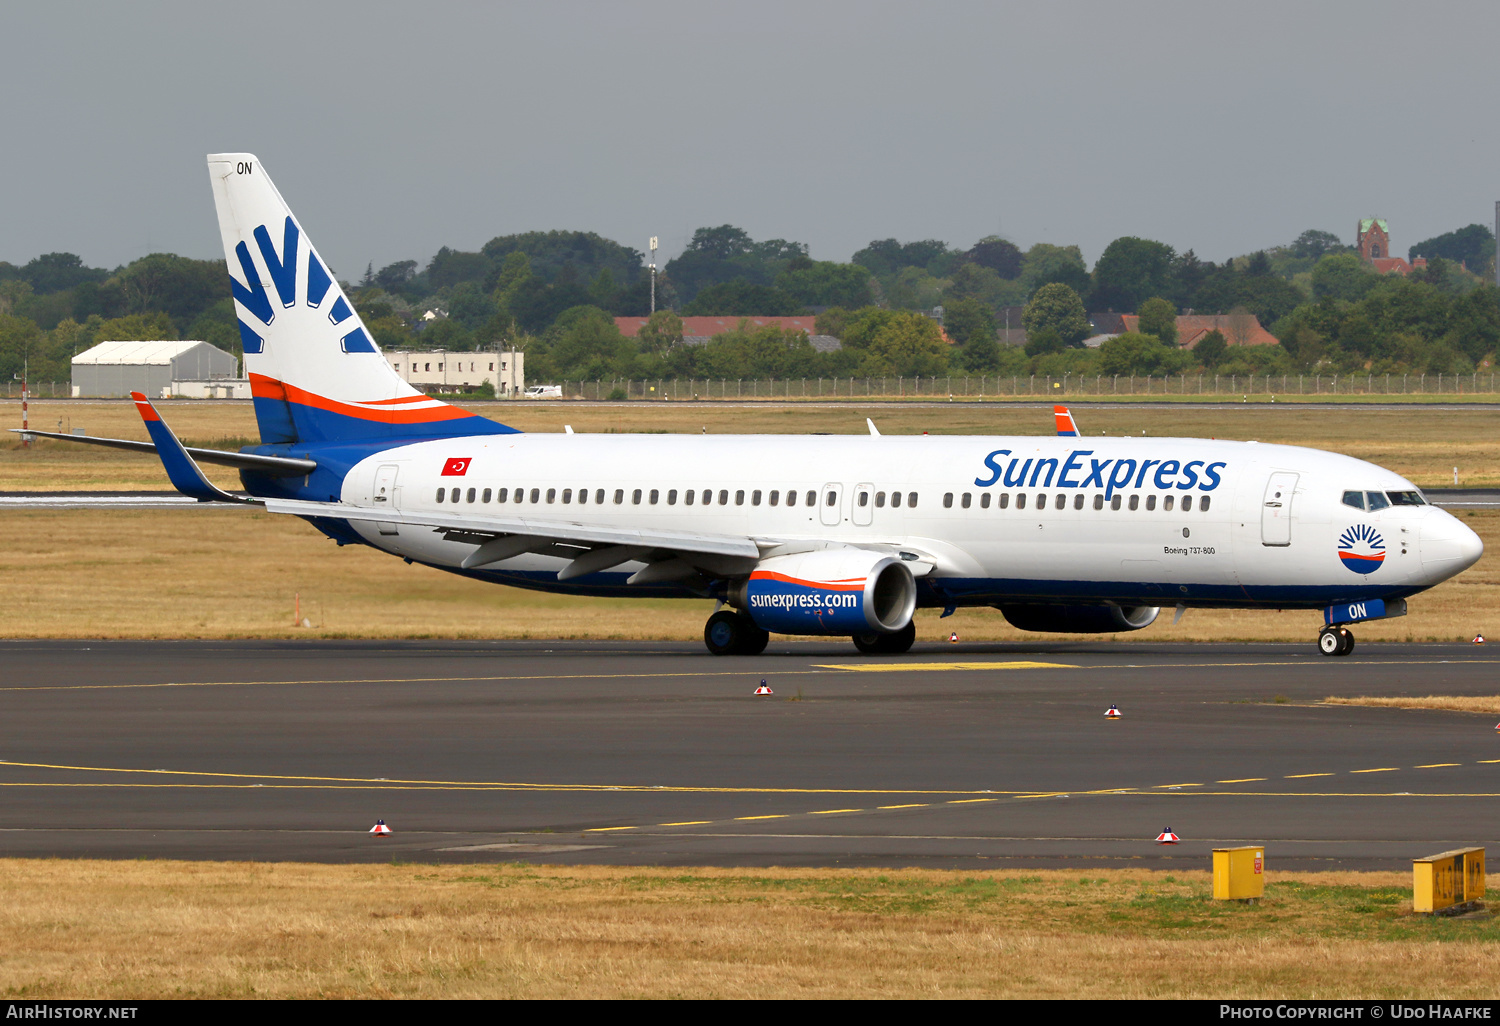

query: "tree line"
left=1, top=220, right=1496, bottom=387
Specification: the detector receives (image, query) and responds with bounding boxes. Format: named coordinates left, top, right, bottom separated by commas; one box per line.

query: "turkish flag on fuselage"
left=441, top=457, right=472, bottom=476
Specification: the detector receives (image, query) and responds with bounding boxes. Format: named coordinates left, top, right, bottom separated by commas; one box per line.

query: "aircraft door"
left=820, top=483, right=844, bottom=527
left=852, top=482, right=874, bottom=526
left=1260, top=471, right=1298, bottom=546
left=373, top=464, right=400, bottom=536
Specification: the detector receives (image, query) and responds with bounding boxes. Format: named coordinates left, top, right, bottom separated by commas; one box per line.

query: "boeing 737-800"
left=24, top=155, right=1484, bottom=657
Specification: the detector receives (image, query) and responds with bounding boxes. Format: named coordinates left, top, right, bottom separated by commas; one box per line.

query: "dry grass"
left=1324, top=695, right=1500, bottom=715
left=0, top=862, right=1492, bottom=999
left=0, top=507, right=1495, bottom=642
left=4, top=399, right=1500, bottom=489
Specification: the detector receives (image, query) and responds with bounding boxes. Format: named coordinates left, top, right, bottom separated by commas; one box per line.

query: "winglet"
left=1053, top=405, right=1079, bottom=437
left=130, top=392, right=248, bottom=502
left=867, top=418, right=880, bottom=436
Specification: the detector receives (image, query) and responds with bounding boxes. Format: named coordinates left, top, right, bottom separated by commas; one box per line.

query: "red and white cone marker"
left=1104, top=704, right=1122, bottom=719
left=1474, top=633, right=1486, bottom=645
left=949, top=631, right=959, bottom=643
left=1493, top=720, right=1500, bottom=734
left=370, top=819, right=391, bottom=837
left=1155, top=828, right=1179, bottom=844
left=754, top=679, right=773, bottom=696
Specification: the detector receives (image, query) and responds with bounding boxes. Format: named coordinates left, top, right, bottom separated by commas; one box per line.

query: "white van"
left=523, top=385, right=563, bottom=399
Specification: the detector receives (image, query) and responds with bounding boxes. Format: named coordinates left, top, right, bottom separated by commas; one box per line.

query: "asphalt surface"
left=0, top=639, right=1497, bottom=871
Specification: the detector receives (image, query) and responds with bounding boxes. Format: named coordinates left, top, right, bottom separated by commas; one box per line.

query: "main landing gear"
left=852, top=621, right=916, bottom=655
left=704, top=609, right=769, bottom=656
left=1318, top=626, right=1355, bottom=657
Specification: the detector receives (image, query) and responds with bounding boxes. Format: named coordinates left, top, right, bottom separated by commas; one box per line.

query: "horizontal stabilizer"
left=9, top=429, right=315, bottom=477
left=130, top=392, right=249, bottom=503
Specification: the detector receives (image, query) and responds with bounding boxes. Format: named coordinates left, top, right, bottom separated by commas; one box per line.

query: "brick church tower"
left=1357, top=218, right=1390, bottom=261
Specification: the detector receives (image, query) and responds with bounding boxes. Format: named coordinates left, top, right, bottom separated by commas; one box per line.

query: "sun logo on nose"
left=1337, top=524, right=1386, bottom=575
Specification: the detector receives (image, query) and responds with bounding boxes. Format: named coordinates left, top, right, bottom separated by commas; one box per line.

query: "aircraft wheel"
left=1318, top=628, right=1342, bottom=656
left=704, top=610, right=766, bottom=656
left=1337, top=627, right=1355, bottom=656
left=852, top=621, right=917, bottom=655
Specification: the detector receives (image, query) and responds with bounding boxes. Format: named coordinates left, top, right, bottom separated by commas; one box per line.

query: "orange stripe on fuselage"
left=749, top=570, right=867, bottom=591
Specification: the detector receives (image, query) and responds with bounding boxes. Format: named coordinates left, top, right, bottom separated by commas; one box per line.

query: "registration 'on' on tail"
left=206, top=153, right=513, bottom=447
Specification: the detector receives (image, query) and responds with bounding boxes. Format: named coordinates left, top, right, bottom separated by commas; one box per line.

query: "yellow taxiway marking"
left=1217, top=778, right=1267, bottom=783
left=658, top=821, right=711, bottom=827
left=735, top=815, right=788, bottom=821
left=1155, top=783, right=1203, bottom=788
left=1416, top=763, right=1461, bottom=769
left=878, top=804, right=928, bottom=810
left=1286, top=773, right=1334, bottom=778
left=583, top=826, right=636, bottom=832
left=947, top=798, right=995, bottom=804
left=814, top=661, right=1073, bottom=672
left=810, top=808, right=862, bottom=815
left=1480, top=759, right=1500, bottom=764
left=1350, top=767, right=1399, bottom=774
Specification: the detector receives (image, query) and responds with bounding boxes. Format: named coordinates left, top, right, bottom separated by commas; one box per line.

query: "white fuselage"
left=329, top=432, right=1481, bottom=610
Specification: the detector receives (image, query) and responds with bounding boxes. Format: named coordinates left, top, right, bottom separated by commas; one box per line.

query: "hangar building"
left=71, top=341, right=239, bottom=398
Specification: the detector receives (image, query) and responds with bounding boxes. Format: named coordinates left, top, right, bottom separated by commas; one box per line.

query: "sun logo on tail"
left=1337, top=524, right=1386, bottom=575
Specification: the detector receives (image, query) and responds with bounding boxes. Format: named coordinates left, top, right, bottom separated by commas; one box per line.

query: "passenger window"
left=529, top=488, right=540, bottom=503
left=451, top=488, right=461, bottom=503
left=1366, top=491, right=1390, bottom=511
left=1055, top=494, right=1066, bottom=510
left=735, top=490, right=744, bottom=505
left=961, top=493, right=972, bottom=509
left=650, top=489, right=660, bottom=504
left=596, top=489, right=606, bottom=504
left=1200, top=496, right=1211, bottom=511
left=1072, top=494, right=1083, bottom=510
left=632, top=489, right=642, bottom=504
left=944, top=493, right=954, bottom=508
left=514, top=487, right=524, bottom=503
left=1146, top=494, right=1156, bottom=511
left=482, top=488, right=491, bottom=503
left=667, top=489, right=677, bottom=504
left=435, top=488, right=445, bottom=503
left=908, top=493, right=918, bottom=508
left=719, top=490, right=729, bottom=505
left=684, top=489, right=694, bottom=506
left=980, top=493, right=991, bottom=509
left=1163, top=494, right=1174, bottom=511
left=614, top=489, right=624, bottom=504
left=808, top=490, right=818, bottom=506
left=1036, top=493, right=1046, bottom=509
left=770, top=491, right=779, bottom=506
left=1111, top=495, right=1122, bottom=511
left=562, top=488, right=572, bottom=504
left=467, top=488, right=476, bottom=503
left=998, top=493, right=1009, bottom=509
left=1017, top=493, right=1027, bottom=510
left=752, top=490, right=762, bottom=506
left=891, top=492, right=902, bottom=508
left=577, top=488, right=587, bottom=505
left=1182, top=495, right=1193, bottom=511
left=1094, top=494, right=1104, bottom=510
left=546, top=488, right=556, bottom=503
left=786, top=490, right=797, bottom=507
left=1342, top=490, right=1365, bottom=510
left=1128, top=495, right=1138, bottom=511
left=859, top=491, right=869, bottom=507
left=497, top=488, right=508, bottom=502
left=875, top=492, right=886, bottom=508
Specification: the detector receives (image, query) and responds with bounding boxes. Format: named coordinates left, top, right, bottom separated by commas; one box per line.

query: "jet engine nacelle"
left=999, top=603, right=1160, bottom=634
left=734, top=548, right=917, bottom=636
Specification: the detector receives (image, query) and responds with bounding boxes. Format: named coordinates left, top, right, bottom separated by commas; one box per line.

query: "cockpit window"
left=1387, top=490, right=1426, bottom=506
left=1341, top=491, right=1365, bottom=511
left=1365, top=491, right=1390, bottom=511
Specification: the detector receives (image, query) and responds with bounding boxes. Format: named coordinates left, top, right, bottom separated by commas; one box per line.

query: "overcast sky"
left=4, top=1, right=1497, bottom=279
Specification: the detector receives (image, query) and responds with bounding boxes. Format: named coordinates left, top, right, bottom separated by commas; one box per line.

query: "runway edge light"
left=1105, top=704, right=1122, bottom=719
left=1156, top=828, right=1180, bottom=844
left=1474, top=633, right=1486, bottom=645
left=370, top=820, right=391, bottom=837
left=754, top=679, right=773, bottom=696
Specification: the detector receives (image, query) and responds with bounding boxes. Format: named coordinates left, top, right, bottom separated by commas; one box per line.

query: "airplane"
left=21, top=154, right=1484, bottom=658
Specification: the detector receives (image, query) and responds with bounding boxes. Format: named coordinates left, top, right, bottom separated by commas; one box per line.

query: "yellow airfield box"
left=1413, top=847, right=1484, bottom=914
left=1212, top=846, right=1265, bottom=900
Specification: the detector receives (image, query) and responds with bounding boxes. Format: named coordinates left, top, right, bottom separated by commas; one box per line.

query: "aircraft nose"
left=1420, top=509, right=1484, bottom=580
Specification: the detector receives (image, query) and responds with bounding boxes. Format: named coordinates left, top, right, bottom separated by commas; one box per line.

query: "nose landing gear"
left=1318, top=626, right=1355, bottom=657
